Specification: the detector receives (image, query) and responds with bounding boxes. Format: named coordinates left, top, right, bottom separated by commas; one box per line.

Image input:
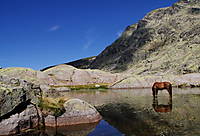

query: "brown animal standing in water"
left=152, top=82, right=172, bottom=98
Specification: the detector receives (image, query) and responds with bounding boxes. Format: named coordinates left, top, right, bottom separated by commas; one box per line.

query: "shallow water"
left=23, top=88, right=200, bottom=136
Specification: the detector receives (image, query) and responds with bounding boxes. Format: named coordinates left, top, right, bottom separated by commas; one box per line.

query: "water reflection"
left=88, top=120, right=123, bottom=136
left=97, top=103, right=158, bottom=136
left=45, top=122, right=98, bottom=136
left=19, top=88, right=200, bottom=136
left=152, top=97, right=172, bottom=113
left=19, top=122, right=99, bottom=136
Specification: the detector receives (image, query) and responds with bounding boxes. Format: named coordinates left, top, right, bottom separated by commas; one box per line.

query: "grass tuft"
left=38, top=96, right=70, bottom=117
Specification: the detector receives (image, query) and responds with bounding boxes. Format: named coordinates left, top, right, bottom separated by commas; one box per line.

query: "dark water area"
left=20, top=88, right=200, bottom=136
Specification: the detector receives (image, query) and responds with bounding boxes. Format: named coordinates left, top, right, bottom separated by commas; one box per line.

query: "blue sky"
left=0, top=0, right=178, bottom=70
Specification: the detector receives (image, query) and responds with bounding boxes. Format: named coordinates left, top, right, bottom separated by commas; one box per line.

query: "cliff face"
left=89, top=0, right=200, bottom=74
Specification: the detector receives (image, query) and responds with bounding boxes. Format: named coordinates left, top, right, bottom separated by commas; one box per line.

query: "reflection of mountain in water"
left=88, top=120, right=122, bottom=136
left=97, top=103, right=159, bottom=136
left=19, top=89, right=200, bottom=136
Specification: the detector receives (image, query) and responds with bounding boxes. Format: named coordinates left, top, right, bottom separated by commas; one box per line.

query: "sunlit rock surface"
left=45, top=98, right=102, bottom=127
left=89, top=0, right=200, bottom=74
left=111, top=73, right=200, bottom=88
left=0, top=75, right=41, bottom=116
left=39, top=64, right=119, bottom=86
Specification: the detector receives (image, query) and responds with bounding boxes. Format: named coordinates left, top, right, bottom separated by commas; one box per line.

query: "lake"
left=21, top=88, right=200, bottom=136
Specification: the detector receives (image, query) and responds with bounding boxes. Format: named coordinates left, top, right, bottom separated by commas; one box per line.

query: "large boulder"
left=45, top=98, right=102, bottom=127
left=0, top=105, right=40, bottom=136
left=0, top=97, right=102, bottom=135
left=0, top=75, right=41, bottom=116
left=39, top=64, right=119, bottom=87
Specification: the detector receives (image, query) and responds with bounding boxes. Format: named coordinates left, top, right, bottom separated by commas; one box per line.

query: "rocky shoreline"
left=0, top=66, right=200, bottom=135
left=0, top=74, right=102, bottom=135
left=0, top=98, right=102, bottom=135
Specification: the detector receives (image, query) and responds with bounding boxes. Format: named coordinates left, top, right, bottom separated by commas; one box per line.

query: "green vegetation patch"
left=51, top=83, right=110, bottom=90
left=38, top=97, right=70, bottom=117
left=178, top=83, right=189, bottom=88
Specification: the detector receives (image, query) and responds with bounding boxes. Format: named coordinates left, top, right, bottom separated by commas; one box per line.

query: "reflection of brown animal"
left=152, top=82, right=172, bottom=98
left=152, top=97, right=172, bottom=113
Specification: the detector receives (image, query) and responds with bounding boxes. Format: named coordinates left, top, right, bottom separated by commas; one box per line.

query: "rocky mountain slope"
left=88, top=0, right=200, bottom=75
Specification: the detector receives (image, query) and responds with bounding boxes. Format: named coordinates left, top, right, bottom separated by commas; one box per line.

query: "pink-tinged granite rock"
left=45, top=98, right=102, bottom=127
left=38, top=64, right=119, bottom=86
left=0, top=105, right=40, bottom=136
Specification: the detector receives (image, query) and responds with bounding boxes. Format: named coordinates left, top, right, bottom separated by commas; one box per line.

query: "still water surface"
left=24, top=88, right=200, bottom=136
